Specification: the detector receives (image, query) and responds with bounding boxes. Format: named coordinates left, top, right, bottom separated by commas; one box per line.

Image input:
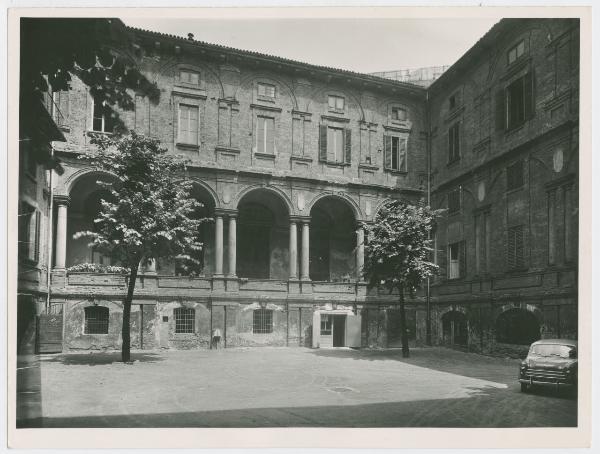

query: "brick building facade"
left=21, top=18, right=579, bottom=355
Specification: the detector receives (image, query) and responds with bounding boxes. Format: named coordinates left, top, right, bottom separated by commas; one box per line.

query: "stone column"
left=356, top=226, right=365, bottom=281
left=54, top=196, right=70, bottom=269
left=227, top=213, right=237, bottom=277
left=300, top=220, right=310, bottom=281
left=215, top=214, right=224, bottom=276
left=289, top=220, right=298, bottom=279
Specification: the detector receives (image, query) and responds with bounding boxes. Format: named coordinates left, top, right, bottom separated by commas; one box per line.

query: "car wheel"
left=520, top=382, right=529, bottom=393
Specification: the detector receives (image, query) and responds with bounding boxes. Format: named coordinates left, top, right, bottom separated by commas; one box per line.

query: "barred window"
left=174, top=307, right=195, bottom=334
left=253, top=309, right=273, bottom=334
left=84, top=306, right=109, bottom=334
left=507, top=160, right=524, bottom=191
left=507, top=225, right=525, bottom=270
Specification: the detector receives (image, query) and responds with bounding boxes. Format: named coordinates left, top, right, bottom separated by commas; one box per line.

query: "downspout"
left=45, top=145, right=54, bottom=313
left=425, top=90, right=432, bottom=346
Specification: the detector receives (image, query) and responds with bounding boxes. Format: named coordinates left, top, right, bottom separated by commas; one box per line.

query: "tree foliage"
left=74, top=131, right=208, bottom=361
left=363, top=199, right=442, bottom=357
left=20, top=18, right=159, bottom=132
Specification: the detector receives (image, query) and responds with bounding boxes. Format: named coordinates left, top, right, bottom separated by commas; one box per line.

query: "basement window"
left=84, top=306, right=109, bottom=334
left=253, top=309, right=273, bottom=334
left=174, top=307, right=195, bottom=334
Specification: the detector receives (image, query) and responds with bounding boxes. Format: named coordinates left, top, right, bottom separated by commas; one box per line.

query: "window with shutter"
left=344, top=128, right=352, bottom=164
left=92, top=95, right=114, bottom=133
left=448, top=187, right=461, bottom=214
left=325, top=126, right=344, bottom=163
left=448, top=122, right=460, bottom=163
left=319, top=124, right=328, bottom=162
left=384, top=135, right=392, bottom=169
left=507, top=225, right=525, bottom=270
left=506, top=73, right=534, bottom=130
left=384, top=135, right=407, bottom=172
left=178, top=104, right=199, bottom=145
left=448, top=241, right=466, bottom=279
left=256, top=116, right=275, bottom=154
left=179, top=70, right=200, bottom=85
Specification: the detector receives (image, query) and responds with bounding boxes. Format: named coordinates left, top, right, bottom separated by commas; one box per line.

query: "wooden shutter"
left=266, top=117, right=275, bottom=154
left=384, top=135, right=392, bottom=169
left=523, top=71, right=534, bottom=120
left=319, top=124, right=327, bottom=162
left=459, top=240, right=466, bottom=278
left=257, top=117, right=265, bottom=153
left=33, top=210, right=40, bottom=262
left=507, top=225, right=524, bottom=269
left=399, top=138, right=407, bottom=171
left=495, top=88, right=506, bottom=131
left=344, top=128, right=352, bottom=164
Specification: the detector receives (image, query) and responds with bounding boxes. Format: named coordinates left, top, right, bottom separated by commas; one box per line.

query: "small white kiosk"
left=312, top=304, right=362, bottom=348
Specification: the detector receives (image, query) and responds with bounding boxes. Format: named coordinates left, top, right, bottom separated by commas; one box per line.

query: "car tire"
left=520, top=382, right=529, bottom=393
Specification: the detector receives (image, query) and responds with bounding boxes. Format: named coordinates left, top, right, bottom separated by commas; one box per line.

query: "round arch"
left=157, top=60, right=224, bottom=98
left=306, top=192, right=363, bottom=222
left=307, top=86, right=365, bottom=122
left=63, top=168, right=119, bottom=197
left=233, top=185, right=294, bottom=216
left=186, top=179, right=221, bottom=211
left=495, top=307, right=541, bottom=345
left=238, top=72, right=298, bottom=109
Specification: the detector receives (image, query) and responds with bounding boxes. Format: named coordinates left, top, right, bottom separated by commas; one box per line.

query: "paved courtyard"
left=17, top=347, right=577, bottom=427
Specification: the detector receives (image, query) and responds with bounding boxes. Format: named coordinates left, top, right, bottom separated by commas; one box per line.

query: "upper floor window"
left=257, top=82, right=276, bottom=98
left=18, top=202, right=40, bottom=263
left=328, top=95, right=345, bottom=111
left=506, top=160, right=524, bottom=191
left=91, top=95, right=114, bottom=133
left=174, top=307, right=195, bottom=334
left=319, top=125, right=351, bottom=164
left=384, top=135, right=407, bottom=172
left=449, top=94, right=457, bottom=110
left=179, top=70, right=200, bottom=85
left=177, top=104, right=199, bottom=145
left=253, top=309, right=273, bottom=334
left=507, top=225, right=525, bottom=270
left=391, top=107, right=407, bottom=122
left=256, top=116, right=275, bottom=154
left=506, top=74, right=533, bottom=129
left=448, top=122, right=460, bottom=163
left=84, top=306, right=109, bottom=334
left=448, top=240, right=466, bottom=279
left=508, top=40, right=525, bottom=65
left=448, top=187, right=461, bottom=214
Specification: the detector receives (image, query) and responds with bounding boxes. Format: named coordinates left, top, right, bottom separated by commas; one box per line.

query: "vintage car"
left=519, top=339, right=577, bottom=392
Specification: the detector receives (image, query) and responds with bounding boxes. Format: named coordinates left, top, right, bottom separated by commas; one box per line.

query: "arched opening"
left=66, top=172, right=118, bottom=267
left=442, top=310, right=468, bottom=346
left=495, top=308, right=540, bottom=345
left=237, top=189, right=290, bottom=279
left=309, top=197, right=356, bottom=282
left=168, top=183, right=215, bottom=276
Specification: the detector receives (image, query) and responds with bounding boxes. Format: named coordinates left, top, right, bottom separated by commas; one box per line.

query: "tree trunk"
left=399, top=284, right=409, bottom=358
left=122, top=262, right=139, bottom=363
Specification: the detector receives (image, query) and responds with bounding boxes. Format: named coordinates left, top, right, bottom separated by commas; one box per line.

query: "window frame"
left=257, top=82, right=276, bottom=99
left=320, top=314, right=332, bottom=335
left=391, top=107, right=407, bottom=122
left=328, top=95, right=345, bottom=112
left=448, top=122, right=460, bottom=163
left=507, top=224, right=526, bottom=270
left=384, top=134, right=408, bottom=172
left=91, top=95, right=114, bottom=133
left=447, top=186, right=462, bottom=215
left=507, top=40, right=525, bottom=65
left=179, top=69, right=200, bottom=86
left=253, top=309, right=274, bottom=334
left=174, top=307, right=196, bottom=334
left=255, top=115, right=275, bottom=155
left=447, top=240, right=466, bottom=280
left=177, top=103, right=200, bottom=146
left=84, top=306, right=109, bottom=335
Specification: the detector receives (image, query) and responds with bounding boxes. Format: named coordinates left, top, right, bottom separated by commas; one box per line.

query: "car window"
left=530, top=344, right=574, bottom=358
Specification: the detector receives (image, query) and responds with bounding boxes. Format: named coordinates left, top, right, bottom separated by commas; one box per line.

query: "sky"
left=122, top=17, right=500, bottom=74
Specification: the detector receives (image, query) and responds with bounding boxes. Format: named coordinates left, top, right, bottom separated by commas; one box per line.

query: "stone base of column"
left=299, top=280, right=313, bottom=294
left=225, top=276, right=239, bottom=292
left=212, top=275, right=226, bottom=292
left=288, top=279, right=301, bottom=294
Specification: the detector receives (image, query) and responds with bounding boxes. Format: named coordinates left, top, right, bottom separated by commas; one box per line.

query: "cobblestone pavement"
left=18, top=347, right=577, bottom=427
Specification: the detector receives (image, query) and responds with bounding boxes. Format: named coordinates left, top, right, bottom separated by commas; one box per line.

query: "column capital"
left=54, top=195, right=71, bottom=207
left=291, top=215, right=311, bottom=224
left=215, top=208, right=238, bottom=218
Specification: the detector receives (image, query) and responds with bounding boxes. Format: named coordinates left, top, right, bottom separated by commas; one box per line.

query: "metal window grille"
left=174, top=307, right=195, bottom=334
left=84, top=306, right=109, bottom=334
left=253, top=309, right=273, bottom=334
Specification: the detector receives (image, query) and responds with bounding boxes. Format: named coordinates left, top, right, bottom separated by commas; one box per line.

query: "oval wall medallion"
left=477, top=181, right=485, bottom=202
left=365, top=201, right=372, bottom=217
left=222, top=188, right=231, bottom=204
left=553, top=148, right=564, bottom=173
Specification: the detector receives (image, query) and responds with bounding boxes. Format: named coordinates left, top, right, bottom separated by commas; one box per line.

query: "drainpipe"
left=425, top=90, right=432, bottom=346
left=45, top=145, right=55, bottom=313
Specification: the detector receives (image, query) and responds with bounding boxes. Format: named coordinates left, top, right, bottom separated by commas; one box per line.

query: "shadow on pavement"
left=42, top=352, right=164, bottom=366
left=17, top=386, right=577, bottom=428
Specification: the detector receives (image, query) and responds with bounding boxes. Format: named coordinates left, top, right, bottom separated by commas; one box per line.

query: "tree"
left=363, top=200, right=441, bottom=358
left=20, top=18, right=159, bottom=132
left=74, top=131, right=207, bottom=362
